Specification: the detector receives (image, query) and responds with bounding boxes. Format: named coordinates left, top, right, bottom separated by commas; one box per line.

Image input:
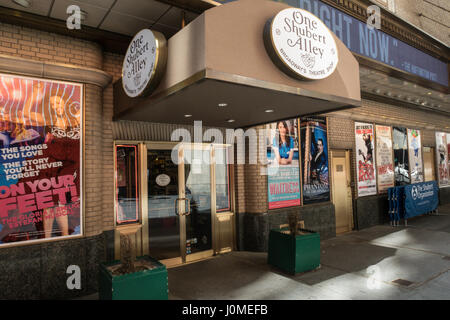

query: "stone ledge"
left=0, top=54, right=112, bottom=88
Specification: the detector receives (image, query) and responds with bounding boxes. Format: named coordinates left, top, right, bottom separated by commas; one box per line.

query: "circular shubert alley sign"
left=156, top=174, right=171, bottom=187
left=122, top=29, right=167, bottom=98
left=264, top=8, right=339, bottom=80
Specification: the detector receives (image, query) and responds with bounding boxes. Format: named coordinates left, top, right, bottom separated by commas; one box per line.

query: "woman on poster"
left=40, top=95, right=81, bottom=238
left=273, top=121, right=294, bottom=165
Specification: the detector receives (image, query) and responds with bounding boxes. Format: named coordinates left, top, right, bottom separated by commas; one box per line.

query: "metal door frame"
left=144, top=141, right=233, bottom=267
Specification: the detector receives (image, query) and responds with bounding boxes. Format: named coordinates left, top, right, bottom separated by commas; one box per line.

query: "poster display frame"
left=0, top=73, right=84, bottom=248
left=407, top=128, right=425, bottom=184
left=354, top=121, right=377, bottom=197
left=435, top=132, right=449, bottom=188
left=300, top=116, right=331, bottom=205
left=266, top=118, right=302, bottom=210
left=374, top=124, right=395, bottom=194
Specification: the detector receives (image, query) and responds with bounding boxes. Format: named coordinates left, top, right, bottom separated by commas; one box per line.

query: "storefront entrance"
left=114, top=142, right=234, bottom=268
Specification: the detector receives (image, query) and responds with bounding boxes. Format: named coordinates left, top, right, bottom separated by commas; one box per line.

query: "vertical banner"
left=300, top=116, right=330, bottom=204
left=375, top=125, right=394, bottom=193
left=393, top=127, right=410, bottom=186
left=407, top=129, right=424, bottom=183
left=435, top=132, right=449, bottom=187
left=266, top=119, right=301, bottom=209
left=355, top=122, right=377, bottom=196
left=0, top=74, right=82, bottom=246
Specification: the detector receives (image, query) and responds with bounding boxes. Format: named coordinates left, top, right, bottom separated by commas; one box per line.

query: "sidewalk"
left=78, top=204, right=450, bottom=300
left=167, top=204, right=450, bottom=300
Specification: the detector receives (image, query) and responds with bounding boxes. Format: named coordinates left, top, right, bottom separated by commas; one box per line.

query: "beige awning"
left=114, top=0, right=361, bottom=128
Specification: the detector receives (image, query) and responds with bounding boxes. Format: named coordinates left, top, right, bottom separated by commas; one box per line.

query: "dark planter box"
left=99, top=256, right=168, bottom=300
left=268, top=228, right=320, bottom=274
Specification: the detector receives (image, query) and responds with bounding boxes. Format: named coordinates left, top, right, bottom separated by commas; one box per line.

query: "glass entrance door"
left=181, top=145, right=213, bottom=261
left=146, top=143, right=214, bottom=265
left=147, top=149, right=181, bottom=264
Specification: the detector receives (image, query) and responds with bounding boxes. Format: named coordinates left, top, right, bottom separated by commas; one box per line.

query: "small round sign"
left=122, top=29, right=167, bottom=98
left=156, top=174, right=171, bottom=187
left=263, top=8, right=339, bottom=80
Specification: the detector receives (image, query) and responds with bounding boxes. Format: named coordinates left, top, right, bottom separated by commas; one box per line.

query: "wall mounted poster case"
left=407, top=129, right=424, bottom=183
left=435, top=132, right=449, bottom=187
left=375, top=125, right=394, bottom=193
left=355, top=122, right=377, bottom=197
left=0, top=74, right=83, bottom=246
left=266, top=119, right=301, bottom=209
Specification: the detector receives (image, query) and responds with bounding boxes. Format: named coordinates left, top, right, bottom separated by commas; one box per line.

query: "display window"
left=0, top=74, right=83, bottom=246
left=115, top=145, right=139, bottom=224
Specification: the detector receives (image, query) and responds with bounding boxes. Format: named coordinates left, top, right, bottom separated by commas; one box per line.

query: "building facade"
left=0, top=0, right=448, bottom=299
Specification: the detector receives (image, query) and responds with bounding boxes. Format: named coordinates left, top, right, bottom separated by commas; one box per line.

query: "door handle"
left=184, top=198, right=191, bottom=216
left=175, top=198, right=190, bottom=216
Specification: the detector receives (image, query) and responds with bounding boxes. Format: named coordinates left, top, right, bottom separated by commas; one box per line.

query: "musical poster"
left=0, top=74, right=82, bottom=246
left=355, top=122, right=377, bottom=196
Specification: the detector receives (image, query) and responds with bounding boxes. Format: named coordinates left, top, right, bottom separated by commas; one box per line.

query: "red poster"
left=0, top=74, right=83, bottom=246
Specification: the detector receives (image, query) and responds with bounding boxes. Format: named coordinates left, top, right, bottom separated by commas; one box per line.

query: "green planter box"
left=99, top=256, right=168, bottom=300
left=268, top=228, right=320, bottom=274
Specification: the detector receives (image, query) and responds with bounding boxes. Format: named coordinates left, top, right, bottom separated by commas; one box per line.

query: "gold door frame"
left=141, top=141, right=235, bottom=267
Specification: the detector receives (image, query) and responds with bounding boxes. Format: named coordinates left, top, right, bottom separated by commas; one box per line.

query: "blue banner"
left=216, top=0, right=448, bottom=87
left=404, top=181, right=438, bottom=219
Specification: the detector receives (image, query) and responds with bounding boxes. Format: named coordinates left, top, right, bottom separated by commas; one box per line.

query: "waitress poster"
left=0, top=74, right=82, bottom=246
left=266, top=119, right=301, bottom=209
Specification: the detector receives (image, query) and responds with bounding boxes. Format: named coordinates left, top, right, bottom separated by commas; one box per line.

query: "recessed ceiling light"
left=226, top=119, right=235, bottom=123
left=184, top=114, right=192, bottom=118
left=265, top=109, right=274, bottom=113
left=427, top=92, right=432, bottom=95
left=12, top=0, right=31, bottom=8
left=218, top=103, right=228, bottom=107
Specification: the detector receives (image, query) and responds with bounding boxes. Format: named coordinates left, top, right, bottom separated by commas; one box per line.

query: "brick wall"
left=84, top=84, right=105, bottom=236
left=242, top=125, right=268, bottom=214
left=0, top=22, right=102, bottom=68
left=101, top=52, right=124, bottom=231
